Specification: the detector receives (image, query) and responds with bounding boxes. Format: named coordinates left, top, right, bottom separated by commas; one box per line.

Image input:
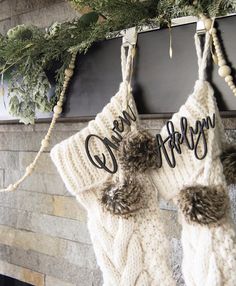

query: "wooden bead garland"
left=210, top=26, right=236, bottom=97
left=198, top=15, right=236, bottom=97
left=0, top=51, right=78, bottom=192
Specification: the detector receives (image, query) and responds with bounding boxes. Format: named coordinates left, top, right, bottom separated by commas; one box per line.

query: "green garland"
left=0, top=0, right=235, bottom=124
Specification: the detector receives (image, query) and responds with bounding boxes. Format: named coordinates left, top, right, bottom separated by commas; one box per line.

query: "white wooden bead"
left=26, top=164, right=34, bottom=174
left=204, top=18, right=212, bottom=30
left=53, top=105, right=62, bottom=114
left=229, top=83, right=235, bottom=89
left=53, top=113, right=60, bottom=119
left=215, top=51, right=222, bottom=58
left=233, top=88, right=236, bottom=93
left=218, top=65, right=231, bottom=77
left=225, top=75, right=233, bottom=83
left=41, top=139, right=50, bottom=148
left=215, top=48, right=222, bottom=55
left=212, top=36, right=217, bottom=42
left=65, top=68, right=74, bottom=77
left=218, top=59, right=226, bottom=67
left=64, top=76, right=70, bottom=82
left=69, top=64, right=75, bottom=69
left=57, top=101, right=63, bottom=107
left=63, top=83, right=68, bottom=89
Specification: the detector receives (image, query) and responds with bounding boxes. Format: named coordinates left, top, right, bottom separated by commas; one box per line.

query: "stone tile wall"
left=0, top=119, right=235, bottom=285
left=0, top=0, right=78, bottom=35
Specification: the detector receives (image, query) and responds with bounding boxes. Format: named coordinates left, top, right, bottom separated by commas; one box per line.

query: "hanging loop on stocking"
left=194, top=31, right=211, bottom=81
left=120, top=27, right=139, bottom=130
left=121, top=27, right=137, bottom=84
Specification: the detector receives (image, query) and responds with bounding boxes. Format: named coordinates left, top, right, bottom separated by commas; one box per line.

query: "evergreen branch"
left=0, top=0, right=235, bottom=124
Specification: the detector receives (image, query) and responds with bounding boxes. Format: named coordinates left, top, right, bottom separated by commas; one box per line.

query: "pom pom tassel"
left=176, top=185, right=228, bottom=226
left=221, top=145, right=236, bottom=186
left=101, top=178, right=142, bottom=216
left=118, top=130, right=159, bottom=173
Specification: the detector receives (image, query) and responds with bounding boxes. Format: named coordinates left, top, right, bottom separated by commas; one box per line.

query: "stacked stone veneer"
left=0, top=0, right=78, bottom=35
left=0, top=119, right=235, bottom=286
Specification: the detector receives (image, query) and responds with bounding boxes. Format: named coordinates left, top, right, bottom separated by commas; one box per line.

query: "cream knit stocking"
left=151, top=32, right=236, bottom=286
left=51, top=41, right=175, bottom=285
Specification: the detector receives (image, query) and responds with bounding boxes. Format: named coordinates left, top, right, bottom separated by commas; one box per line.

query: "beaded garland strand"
left=213, top=27, right=236, bottom=96
left=201, top=15, right=236, bottom=96
left=0, top=51, right=77, bottom=193
left=202, top=16, right=236, bottom=187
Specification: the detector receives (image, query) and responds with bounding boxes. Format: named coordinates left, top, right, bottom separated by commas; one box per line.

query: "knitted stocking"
left=151, top=32, right=236, bottom=286
left=51, top=42, right=175, bottom=285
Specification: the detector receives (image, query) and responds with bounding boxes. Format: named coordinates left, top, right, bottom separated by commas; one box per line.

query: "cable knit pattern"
left=150, top=32, right=236, bottom=285
left=50, top=44, right=175, bottom=285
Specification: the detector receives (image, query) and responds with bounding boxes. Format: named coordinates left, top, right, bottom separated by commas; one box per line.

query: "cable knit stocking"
left=151, top=32, right=236, bottom=286
left=50, top=42, right=175, bottom=285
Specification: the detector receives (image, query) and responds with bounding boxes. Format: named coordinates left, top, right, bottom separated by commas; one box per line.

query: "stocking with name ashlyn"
left=148, top=31, right=236, bottom=286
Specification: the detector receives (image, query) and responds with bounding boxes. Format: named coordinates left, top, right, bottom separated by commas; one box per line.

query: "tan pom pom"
left=64, top=68, right=74, bottom=78
left=101, top=178, right=142, bottom=216
left=118, top=130, right=159, bottom=173
left=218, top=65, right=231, bottom=77
left=53, top=105, right=62, bottom=114
left=221, top=145, right=236, bottom=185
left=176, top=185, right=228, bottom=226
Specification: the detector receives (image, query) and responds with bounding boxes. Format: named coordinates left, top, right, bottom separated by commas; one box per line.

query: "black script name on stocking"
left=155, top=113, right=216, bottom=168
left=85, top=105, right=137, bottom=174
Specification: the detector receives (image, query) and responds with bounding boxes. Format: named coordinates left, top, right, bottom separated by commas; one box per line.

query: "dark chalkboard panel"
left=64, top=15, right=236, bottom=120
left=0, top=15, right=236, bottom=123
left=0, top=274, right=33, bottom=286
